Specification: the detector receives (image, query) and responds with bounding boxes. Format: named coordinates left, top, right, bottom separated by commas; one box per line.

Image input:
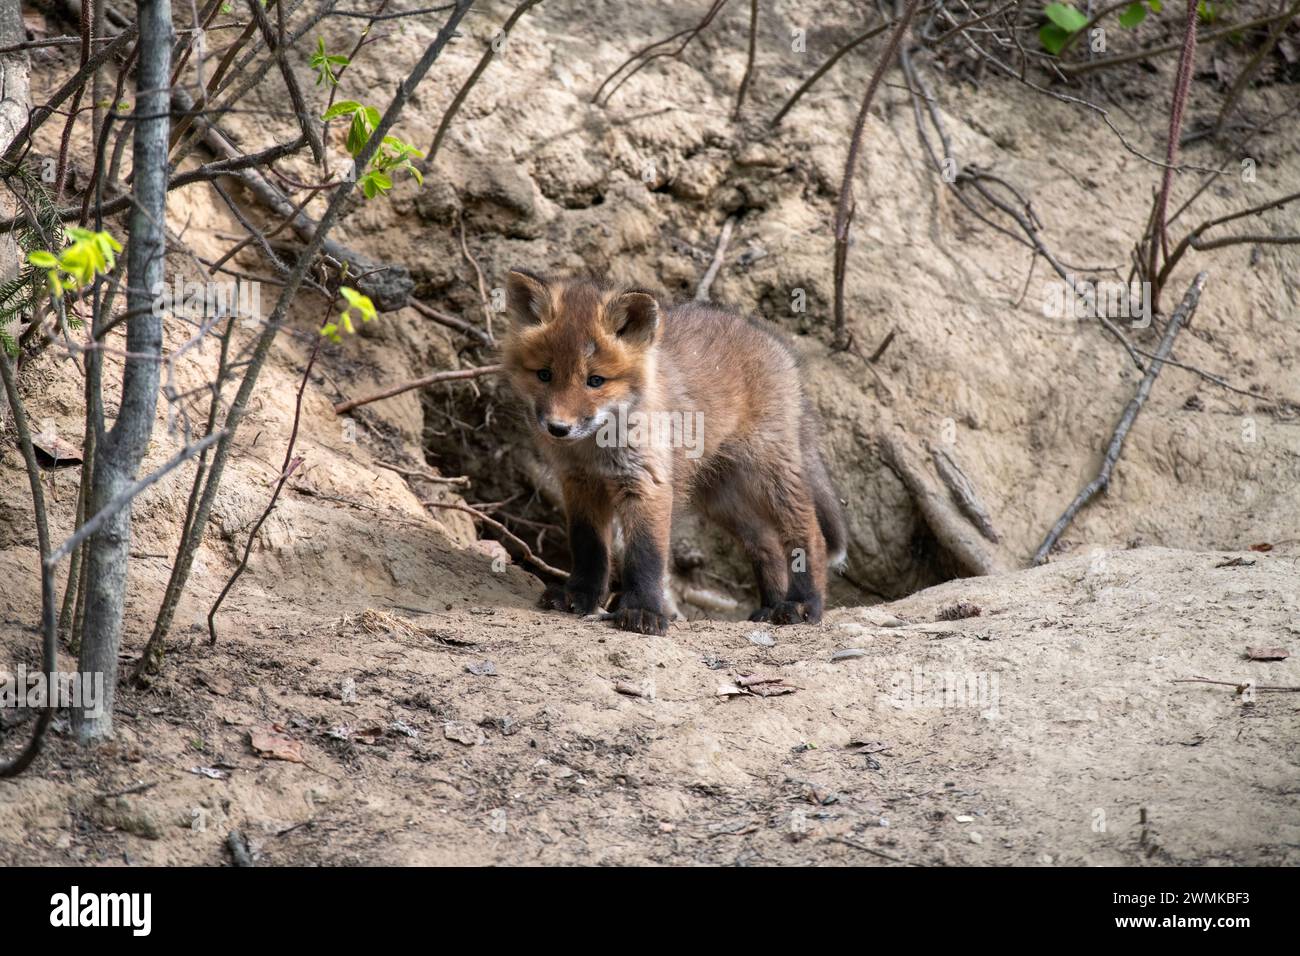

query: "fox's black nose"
left=546, top=421, right=571, bottom=438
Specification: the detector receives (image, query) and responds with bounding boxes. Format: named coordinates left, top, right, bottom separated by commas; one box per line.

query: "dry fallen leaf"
left=31, top=434, right=83, bottom=468
left=806, top=785, right=838, bottom=806
left=250, top=727, right=304, bottom=763
left=443, top=721, right=484, bottom=746
left=1245, top=646, right=1289, bottom=662
left=1248, top=543, right=1274, bottom=552
left=353, top=726, right=386, bottom=745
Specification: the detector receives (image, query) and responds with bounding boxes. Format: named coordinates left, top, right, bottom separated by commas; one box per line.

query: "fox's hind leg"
left=721, top=518, right=787, bottom=622
left=748, top=463, right=828, bottom=625
left=768, top=495, right=828, bottom=624
left=695, top=462, right=808, bottom=622
left=745, top=535, right=790, bottom=622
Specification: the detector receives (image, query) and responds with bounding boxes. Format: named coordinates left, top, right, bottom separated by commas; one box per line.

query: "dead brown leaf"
left=32, top=435, right=83, bottom=468
left=1245, top=647, right=1289, bottom=662
left=250, top=727, right=304, bottom=763
left=443, top=721, right=484, bottom=746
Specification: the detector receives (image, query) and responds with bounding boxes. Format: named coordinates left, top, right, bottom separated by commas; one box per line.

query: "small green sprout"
left=320, top=102, right=423, bottom=198
left=1039, top=3, right=1089, bottom=55
left=311, top=37, right=350, bottom=87
left=320, top=286, right=377, bottom=343
left=28, top=228, right=123, bottom=296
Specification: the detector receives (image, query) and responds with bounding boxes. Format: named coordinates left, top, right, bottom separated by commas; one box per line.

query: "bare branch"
left=333, top=363, right=503, bottom=416
left=1033, top=273, right=1209, bottom=566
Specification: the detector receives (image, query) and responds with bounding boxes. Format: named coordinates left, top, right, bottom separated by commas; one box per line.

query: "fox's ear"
left=505, top=269, right=550, bottom=327
left=608, top=290, right=659, bottom=348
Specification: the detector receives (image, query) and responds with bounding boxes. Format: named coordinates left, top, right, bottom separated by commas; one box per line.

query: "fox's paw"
left=748, top=606, right=776, bottom=623
left=540, top=583, right=604, bottom=616
left=611, top=601, right=669, bottom=637
left=770, top=600, right=823, bottom=626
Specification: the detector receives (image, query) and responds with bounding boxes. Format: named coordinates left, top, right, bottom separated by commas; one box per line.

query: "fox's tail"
left=800, top=400, right=848, bottom=571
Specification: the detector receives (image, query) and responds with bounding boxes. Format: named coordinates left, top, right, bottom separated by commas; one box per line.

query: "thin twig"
left=407, top=297, right=494, bottom=346
left=208, top=293, right=330, bottom=644
left=592, top=0, right=730, bottom=106
left=1171, top=677, right=1300, bottom=693
left=333, top=364, right=502, bottom=416
left=695, top=214, right=737, bottom=301
left=1058, top=10, right=1298, bottom=75
left=420, top=0, right=542, bottom=171
left=0, top=352, right=56, bottom=778
left=733, top=0, right=758, bottom=119
left=422, top=500, right=568, bottom=579
left=375, top=460, right=471, bottom=485
left=47, top=432, right=227, bottom=568
left=1033, top=273, right=1208, bottom=565
left=832, top=0, right=923, bottom=349
left=770, top=19, right=891, bottom=127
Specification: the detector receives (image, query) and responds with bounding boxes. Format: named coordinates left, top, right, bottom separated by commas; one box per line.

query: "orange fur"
left=503, top=271, right=845, bottom=635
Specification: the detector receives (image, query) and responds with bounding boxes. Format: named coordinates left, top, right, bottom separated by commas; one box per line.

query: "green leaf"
left=311, top=38, right=350, bottom=87
left=346, top=111, right=373, bottom=156
left=1044, top=2, right=1089, bottom=32
left=382, top=135, right=424, bottom=160
left=322, top=100, right=362, bottom=121
left=359, top=169, right=392, bottom=199
left=1149, top=0, right=1162, bottom=12
left=1039, top=23, right=1071, bottom=54
left=1118, top=2, right=1147, bottom=26
left=33, top=228, right=121, bottom=294
left=340, top=286, right=376, bottom=323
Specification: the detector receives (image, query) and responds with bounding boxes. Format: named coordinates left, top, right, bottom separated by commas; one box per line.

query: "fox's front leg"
left=542, top=476, right=613, bottom=616
left=611, top=487, right=672, bottom=636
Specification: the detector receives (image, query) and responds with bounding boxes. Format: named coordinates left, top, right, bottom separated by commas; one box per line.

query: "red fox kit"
left=503, top=271, right=846, bottom=636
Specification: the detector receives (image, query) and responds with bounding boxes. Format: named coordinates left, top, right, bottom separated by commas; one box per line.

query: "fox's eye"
left=537, top=369, right=552, bottom=383
left=586, top=374, right=606, bottom=388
